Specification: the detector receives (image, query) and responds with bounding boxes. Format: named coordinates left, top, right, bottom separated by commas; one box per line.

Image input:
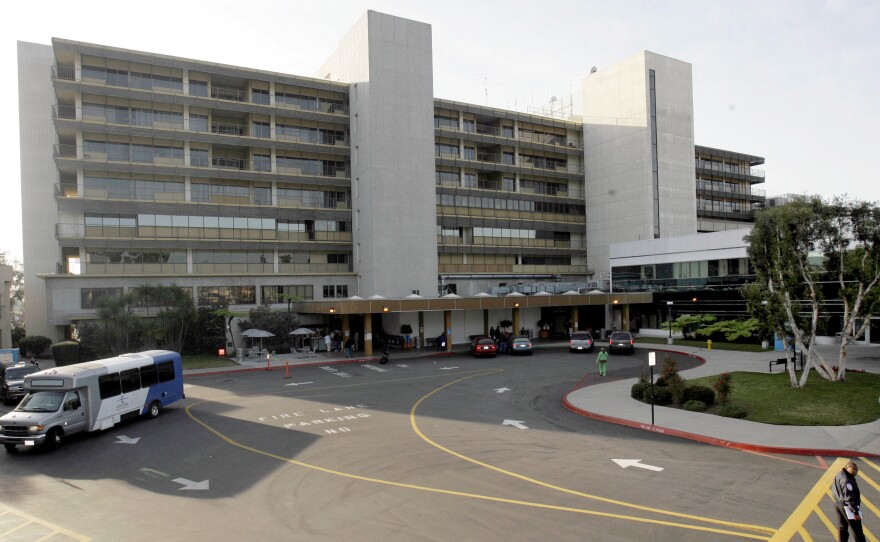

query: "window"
left=261, top=285, right=314, bottom=303
left=323, top=285, right=349, bottom=298
left=252, top=121, right=270, bottom=138
left=189, top=80, right=208, bottom=97
left=251, top=88, right=270, bottom=104
left=98, top=373, right=121, bottom=399
left=120, top=368, right=141, bottom=393
left=81, top=287, right=124, bottom=309
left=462, top=119, right=475, bottom=133
left=157, top=361, right=175, bottom=382
left=190, top=114, right=208, bottom=132
left=140, top=364, right=159, bottom=387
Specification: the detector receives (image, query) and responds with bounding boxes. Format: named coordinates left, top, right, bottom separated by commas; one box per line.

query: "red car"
left=471, top=337, right=497, bottom=357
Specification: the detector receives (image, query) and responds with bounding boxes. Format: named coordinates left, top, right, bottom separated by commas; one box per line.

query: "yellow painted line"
left=771, top=458, right=848, bottom=542
left=862, top=457, right=880, bottom=473
left=186, top=371, right=771, bottom=540
left=796, top=524, right=814, bottom=542
left=0, top=502, right=91, bottom=541
left=860, top=470, right=880, bottom=494
left=408, top=370, right=775, bottom=536
left=813, top=499, right=836, bottom=539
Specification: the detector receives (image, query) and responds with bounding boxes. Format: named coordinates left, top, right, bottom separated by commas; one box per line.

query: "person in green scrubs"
left=596, top=347, right=609, bottom=376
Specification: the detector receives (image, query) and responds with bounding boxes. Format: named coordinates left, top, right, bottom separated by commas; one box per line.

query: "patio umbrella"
left=289, top=327, right=316, bottom=351
left=240, top=329, right=275, bottom=351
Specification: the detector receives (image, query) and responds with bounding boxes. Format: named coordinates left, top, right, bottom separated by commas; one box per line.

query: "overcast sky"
left=2, top=0, right=877, bottom=262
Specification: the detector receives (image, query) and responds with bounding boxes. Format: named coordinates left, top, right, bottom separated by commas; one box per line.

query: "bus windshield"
left=16, top=392, right=65, bottom=413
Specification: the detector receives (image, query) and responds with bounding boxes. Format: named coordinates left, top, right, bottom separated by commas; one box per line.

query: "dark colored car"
left=510, top=337, right=533, bottom=355
left=569, top=332, right=594, bottom=353
left=471, top=337, right=498, bottom=358
left=0, top=363, right=41, bottom=405
left=608, top=331, right=635, bottom=354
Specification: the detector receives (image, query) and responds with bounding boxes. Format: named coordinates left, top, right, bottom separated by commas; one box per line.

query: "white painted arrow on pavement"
left=502, top=419, right=528, bottom=429
left=284, top=381, right=314, bottom=386
left=172, top=478, right=210, bottom=490
left=612, top=459, right=664, bottom=472
left=438, top=366, right=459, bottom=370
left=115, top=435, right=140, bottom=444
left=396, top=364, right=409, bottom=368
left=495, top=387, right=511, bottom=394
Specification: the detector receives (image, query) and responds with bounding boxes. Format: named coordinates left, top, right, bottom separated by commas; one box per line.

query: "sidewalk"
left=184, top=341, right=880, bottom=457
left=563, top=343, right=880, bottom=457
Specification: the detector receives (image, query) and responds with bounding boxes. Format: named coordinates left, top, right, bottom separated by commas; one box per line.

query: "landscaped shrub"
left=683, top=400, right=707, bottom=411
left=51, top=341, right=80, bottom=366
left=631, top=382, right=651, bottom=400
left=717, top=404, right=748, bottom=419
left=683, top=385, right=715, bottom=406
left=18, top=335, right=52, bottom=358
left=712, top=373, right=733, bottom=404
left=643, top=386, right=673, bottom=406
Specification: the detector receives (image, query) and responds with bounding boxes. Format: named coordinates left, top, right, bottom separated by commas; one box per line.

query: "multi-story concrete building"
left=18, top=11, right=766, bottom=346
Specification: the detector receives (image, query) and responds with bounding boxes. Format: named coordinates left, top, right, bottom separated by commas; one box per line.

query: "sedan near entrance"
left=510, top=337, right=533, bottom=355
left=471, top=337, right=498, bottom=358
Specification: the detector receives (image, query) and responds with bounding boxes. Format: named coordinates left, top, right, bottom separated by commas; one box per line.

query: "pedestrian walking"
left=353, top=332, right=359, bottom=351
left=324, top=333, right=332, bottom=352
left=833, top=460, right=867, bottom=542
left=344, top=337, right=354, bottom=358
left=596, top=347, right=609, bottom=377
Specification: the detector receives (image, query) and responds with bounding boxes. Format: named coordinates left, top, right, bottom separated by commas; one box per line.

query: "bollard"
left=265, top=352, right=271, bottom=371
left=707, top=339, right=712, bottom=351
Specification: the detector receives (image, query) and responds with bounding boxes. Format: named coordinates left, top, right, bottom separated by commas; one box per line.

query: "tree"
left=0, top=251, right=24, bottom=330
left=237, top=304, right=298, bottom=352
left=131, top=284, right=195, bottom=352
left=695, top=318, right=760, bottom=342
left=662, top=314, right=716, bottom=338
left=95, top=292, right=141, bottom=355
left=182, top=307, right=226, bottom=354
left=745, top=196, right=880, bottom=385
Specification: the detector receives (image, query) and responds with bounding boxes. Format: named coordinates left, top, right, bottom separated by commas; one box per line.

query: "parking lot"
left=0, top=349, right=858, bottom=541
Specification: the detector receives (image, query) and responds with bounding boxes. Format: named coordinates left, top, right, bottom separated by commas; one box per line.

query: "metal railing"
left=437, top=264, right=588, bottom=274
left=436, top=120, right=582, bottom=149
left=695, top=160, right=766, bottom=179
left=696, top=180, right=766, bottom=198
left=210, top=86, right=247, bottom=102
left=438, top=237, right=586, bottom=250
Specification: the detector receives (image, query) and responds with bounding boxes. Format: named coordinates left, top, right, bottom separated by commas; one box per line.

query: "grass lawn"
left=181, top=354, right=240, bottom=370
left=684, top=371, right=880, bottom=425
left=636, top=337, right=767, bottom=352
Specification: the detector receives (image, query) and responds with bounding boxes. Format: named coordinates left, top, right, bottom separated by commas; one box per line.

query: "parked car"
left=471, top=337, right=498, bottom=358
left=608, top=331, right=635, bottom=354
left=0, top=363, right=42, bottom=406
left=510, top=337, right=533, bottom=355
left=569, top=331, right=594, bottom=353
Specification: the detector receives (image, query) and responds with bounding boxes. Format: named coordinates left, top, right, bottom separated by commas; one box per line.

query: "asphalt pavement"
left=183, top=339, right=880, bottom=457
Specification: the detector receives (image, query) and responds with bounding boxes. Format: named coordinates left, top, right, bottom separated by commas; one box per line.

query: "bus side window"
left=64, top=391, right=82, bottom=411
left=98, top=373, right=121, bottom=400
left=120, top=368, right=141, bottom=393
left=140, top=364, right=158, bottom=387
left=157, top=361, right=175, bottom=383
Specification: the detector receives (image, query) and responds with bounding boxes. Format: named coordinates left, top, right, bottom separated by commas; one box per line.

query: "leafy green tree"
left=745, top=196, right=880, bottom=385
left=695, top=318, right=760, bottom=342
left=131, top=284, right=195, bottom=352
left=95, top=292, right=141, bottom=354
left=662, top=314, right=716, bottom=338
left=182, top=307, right=226, bottom=354
left=237, top=304, right=298, bottom=352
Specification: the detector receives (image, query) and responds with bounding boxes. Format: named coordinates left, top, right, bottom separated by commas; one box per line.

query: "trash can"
left=835, top=332, right=843, bottom=344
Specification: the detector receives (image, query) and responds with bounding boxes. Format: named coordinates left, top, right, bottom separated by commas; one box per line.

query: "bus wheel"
left=147, top=401, right=161, bottom=419
left=4, top=443, right=17, bottom=453
left=45, top=428, right=63, bottom=450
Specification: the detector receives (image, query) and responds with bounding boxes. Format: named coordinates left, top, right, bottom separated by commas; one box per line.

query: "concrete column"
left=342, top=314, right=350, bottom=338
left=364, top=314, right=373, bottom=355
left=418, top=311, right=425, bottom=349
left=483, top=309, right=489, bottom=336
left=513, top=307, right=521, bottom=336
left=623, top=304, right=631, bottom=332
left=444, top=310, right=452, bottom=352
left=570, top=307, right=579, bottom=332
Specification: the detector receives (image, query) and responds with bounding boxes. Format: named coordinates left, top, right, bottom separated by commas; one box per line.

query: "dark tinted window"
left=120, top=368, right=141, bottom=393
left=5, top=366, right=39, bottom=379
left=99, top=373, right=121, bottom=399
left=477, top=338, right=494, bottom=346
left=571, top=333, right=591, bottom=340
left=140, top=364, right=159, bottom=387
left=157, top=361, right=175, bottom=383
left=610, top=332, right=632, bottom=341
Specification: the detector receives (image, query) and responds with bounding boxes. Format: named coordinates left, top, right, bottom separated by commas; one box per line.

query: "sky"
left=2, top=0, right=877, bottom=263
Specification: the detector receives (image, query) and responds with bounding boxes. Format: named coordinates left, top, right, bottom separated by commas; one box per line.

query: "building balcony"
left=437, top=237, right=586, bottom=250
left=696, top=180, right=766, bottom=200
left=437, top=263, right=588, bottom=274
left=434, top=121, right=582, bottom=150
left=611, top=275, right=756, bottom=293
left=436, top=206, right=585, bottom=225
left=55, top=223, right=353, bottom=244
left=57, top=262, right=188, bottom=275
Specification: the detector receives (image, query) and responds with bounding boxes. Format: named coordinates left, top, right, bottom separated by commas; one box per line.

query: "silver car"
left=569, top=332, right=594, bottom=353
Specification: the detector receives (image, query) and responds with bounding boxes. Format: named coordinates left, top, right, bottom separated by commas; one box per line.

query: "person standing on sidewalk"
left=344, top=337, right=354, bottom=358
left=596, top=348, right=609, bottom=376
left=833, top=460, right=866, bottom=542
left=324, top=333, right=332, bottom=352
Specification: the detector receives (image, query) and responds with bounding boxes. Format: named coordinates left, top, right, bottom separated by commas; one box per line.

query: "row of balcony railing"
left=695, top=160, right=765, bottom=178
left=436, top=121, right=582, bottom=150
left=435, top=149, right=584, bottom=174
left=53, top=66, right=350, bottom=115
left=696, top=180, right=766, bottom=198
left=55, top=223, right=354, bottom=243
left=437, top=206, right=585, bottom=224
left=54, top=144, right=350, bottom=178
left=437, top=237, right=585, bottom=250
left=54, top=105, right=350, bottom=147
left=58, top=262, right=352, bottom=275
left=437, top=264, right=588, bottom=274
left=611, top=275, right=755, bottom=292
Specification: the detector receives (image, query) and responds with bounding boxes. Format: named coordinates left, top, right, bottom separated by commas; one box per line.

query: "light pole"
left=666, top=301, right=673, bottom=345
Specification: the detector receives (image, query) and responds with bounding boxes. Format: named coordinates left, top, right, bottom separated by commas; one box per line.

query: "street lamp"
left=666, top=301, right=673, bottom=345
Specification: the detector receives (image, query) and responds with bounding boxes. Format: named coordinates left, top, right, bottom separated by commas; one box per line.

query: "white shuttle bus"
left=0, top=350, right=184, bottom=452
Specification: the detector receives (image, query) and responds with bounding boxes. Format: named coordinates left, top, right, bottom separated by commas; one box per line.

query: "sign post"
left=648, top=351, right=656, bottom=425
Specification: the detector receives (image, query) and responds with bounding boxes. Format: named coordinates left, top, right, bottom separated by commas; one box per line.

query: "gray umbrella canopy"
left=240, top=328, right=275, bottom=351
left=290, top=328, right=316, bottom=335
